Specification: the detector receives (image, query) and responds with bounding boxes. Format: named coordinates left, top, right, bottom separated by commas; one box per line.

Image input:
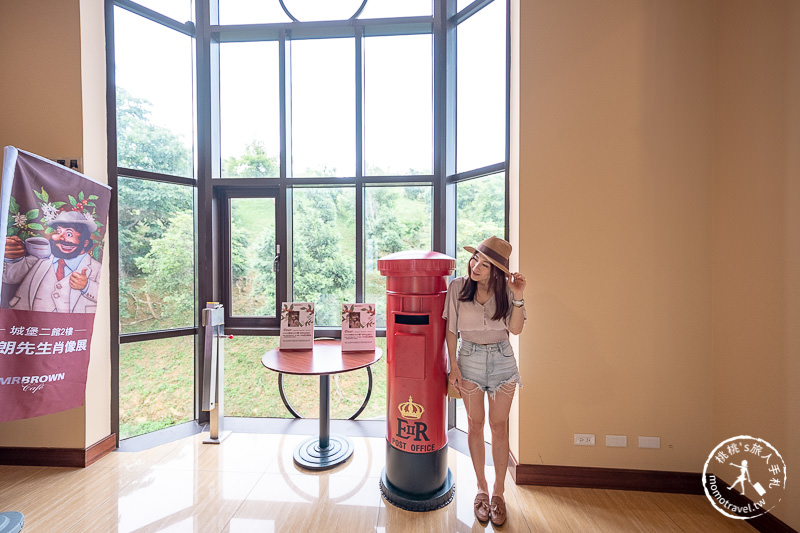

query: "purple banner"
left=0, top=147, right=111, bottom=422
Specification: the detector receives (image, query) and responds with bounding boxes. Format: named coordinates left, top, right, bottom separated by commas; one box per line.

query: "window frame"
left=107, top=0, right=510, bottom=440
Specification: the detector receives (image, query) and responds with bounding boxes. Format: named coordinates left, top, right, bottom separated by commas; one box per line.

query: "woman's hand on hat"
left=509, top=272, right=526, bottom=299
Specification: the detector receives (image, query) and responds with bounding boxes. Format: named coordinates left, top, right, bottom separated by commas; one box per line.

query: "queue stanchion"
left=201, top=302, right=231, bottom=444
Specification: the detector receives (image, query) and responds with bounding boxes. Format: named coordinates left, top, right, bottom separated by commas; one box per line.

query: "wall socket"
left=574, top=433, right=595, bottom=446
left=638, top=436, right=661, bottom=449
left=53, top=157, right=82, bottom=173
left=605, top=435, right=627, bottom=447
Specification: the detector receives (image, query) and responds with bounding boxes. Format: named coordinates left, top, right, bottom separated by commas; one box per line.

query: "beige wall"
left=80, top=0, right=112, bottom=449
left=514, top=0, right=798, bottom=528
left=515, top=0, right=715, bottom=472
left=0, top=0, right=109, bottom=449
left=712, top=0, right=799, bottom=527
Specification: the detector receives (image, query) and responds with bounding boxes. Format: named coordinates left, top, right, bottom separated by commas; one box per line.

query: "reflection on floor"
left=0, top=431, right=756, bottom=532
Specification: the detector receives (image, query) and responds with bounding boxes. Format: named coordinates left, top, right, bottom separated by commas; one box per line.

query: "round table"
left=261, top=339, right=382, bottom=470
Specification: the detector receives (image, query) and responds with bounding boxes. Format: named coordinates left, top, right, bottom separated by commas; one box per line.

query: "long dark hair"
left=458, top=257, right=510, bottom=321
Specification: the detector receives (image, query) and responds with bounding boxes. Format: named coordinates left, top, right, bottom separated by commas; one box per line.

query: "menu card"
left=280, top=302, right=314, bottom=349
left=341, top=303, right=376, bottom=351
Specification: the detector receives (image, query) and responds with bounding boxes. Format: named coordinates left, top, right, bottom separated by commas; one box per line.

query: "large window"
left=220, top=42, right=281, bottom=178
left=113, top=3, right=198, bottom=440
left=110, top=0, right=508, bottom=439
left=291, top=38, right=356, bottom=178
left=292, top=187, right=356, bottom=326
left=229, top=197, right=277, bottom=316
left=118, top=178, right=195, bottom=333
left=456, top=0, right=507, bottom=172
left=364, top=34, right=432, bottom=176
left=114, top=7, right=194, bottom=178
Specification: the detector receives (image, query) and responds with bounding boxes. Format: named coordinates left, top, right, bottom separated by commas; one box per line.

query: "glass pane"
left=280, top=337, right=387, bottom=419
left=225, top=336, right=387, bottom=420
left=365, top=35, right=432, bottom=176
left=224, top=336, right=284, bottom=417
left=115, top=8, right=194, bottom=178
left=131, top=0, right=193, bottom=23
left=292, top=188, right=355, bottom=326
left=291, top=38, right=355, bottom=177
left=456, top=0, right=506, bottom=172
left=455, top=173, right=505, bottom=276
left=119, top=336, right=194, bottom=439
left=220, top=42, right=280, bottom=178
left=230, top=198, right=277, bottom=316
left=219, top=0, right=292, bottom=24
left=365, top=185, right=432, bottom=328
left=281, top=0, right=364, bottom=21
left=118, top=177, right=195, bottom=334
left=359, top=0, right=431, bottom=19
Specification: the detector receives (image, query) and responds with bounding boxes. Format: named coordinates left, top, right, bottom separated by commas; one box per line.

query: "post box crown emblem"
left=398, top=395, right=425, bottom=420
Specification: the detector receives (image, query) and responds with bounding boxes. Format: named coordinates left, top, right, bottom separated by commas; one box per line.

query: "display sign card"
left=341, top=303, right=376, bottom=351
left=279, top=302, right=314, bottom=349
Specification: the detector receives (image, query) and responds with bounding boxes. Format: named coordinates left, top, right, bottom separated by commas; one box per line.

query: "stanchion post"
left=202, top=302, right=230, bottom=444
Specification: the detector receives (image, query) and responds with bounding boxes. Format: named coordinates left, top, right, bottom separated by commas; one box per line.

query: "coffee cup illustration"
left=24, top=236, right=51, bottom=259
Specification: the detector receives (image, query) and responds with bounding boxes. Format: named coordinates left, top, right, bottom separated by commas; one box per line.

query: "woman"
left=443, top=236, right=526, bottom=526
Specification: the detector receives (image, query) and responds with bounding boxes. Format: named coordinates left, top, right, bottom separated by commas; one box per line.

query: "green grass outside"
left=120, top=335, right=387, bottom=440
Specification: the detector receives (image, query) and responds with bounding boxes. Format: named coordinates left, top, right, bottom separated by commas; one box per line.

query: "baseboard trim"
left=0, top=433, right=117, bottom=467
left=509, top=458, right=703, bottom=495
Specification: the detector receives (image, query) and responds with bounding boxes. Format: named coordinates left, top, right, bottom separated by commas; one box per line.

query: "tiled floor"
left=0, top=430, right=756, bottom=532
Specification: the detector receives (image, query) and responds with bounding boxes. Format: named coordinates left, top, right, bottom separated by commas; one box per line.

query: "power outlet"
left=574, top=433, right=595, bottom=446
left=606, top=434, right=627, bottom=447
left=638, top=436, right=661, bottom=449
left=52, top=157, right=81, bottom=172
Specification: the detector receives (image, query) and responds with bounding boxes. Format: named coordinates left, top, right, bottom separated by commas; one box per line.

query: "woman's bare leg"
left=460, top=381, right=488, bottom=494
left=487, top=382, right=516, bottom=499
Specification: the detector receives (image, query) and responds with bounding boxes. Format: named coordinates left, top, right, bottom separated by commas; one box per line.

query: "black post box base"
left=380, top=468, right=455, bottom=512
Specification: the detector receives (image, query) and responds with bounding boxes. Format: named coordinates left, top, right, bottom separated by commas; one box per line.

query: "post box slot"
left=395, top=314, right=429, bottom=325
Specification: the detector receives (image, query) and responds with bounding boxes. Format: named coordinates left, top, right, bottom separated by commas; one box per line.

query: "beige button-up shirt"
left=442, top=276, right=525, bottom=344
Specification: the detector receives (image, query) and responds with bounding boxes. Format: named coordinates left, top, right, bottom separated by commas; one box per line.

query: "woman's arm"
left=446, top=328, right=461, bottom=388
left=508, top=304, right=525, bottom=335
left=507, top=271, right=527, bottom=335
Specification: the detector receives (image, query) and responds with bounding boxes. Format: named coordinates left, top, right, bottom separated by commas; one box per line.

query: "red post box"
left=378, top=250, right=456, bottom=511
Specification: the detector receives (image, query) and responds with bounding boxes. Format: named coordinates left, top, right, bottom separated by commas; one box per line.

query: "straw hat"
left=464, top=236, right=512, bottom=275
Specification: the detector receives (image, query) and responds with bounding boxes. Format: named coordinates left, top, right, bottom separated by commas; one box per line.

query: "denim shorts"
left=457, top=339, right=520, bottom=395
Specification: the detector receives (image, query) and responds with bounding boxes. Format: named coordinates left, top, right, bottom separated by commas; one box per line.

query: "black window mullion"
left=355, top=27, right=365, bottom=303
left=434, top=0, right=456, bottom=255
left=279, top=29, right=292, bottom=315
left=195, top=0, right=216, bottom=425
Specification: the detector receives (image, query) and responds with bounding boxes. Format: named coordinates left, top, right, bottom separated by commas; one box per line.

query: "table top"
left=261, top=338, right=382, bottom=376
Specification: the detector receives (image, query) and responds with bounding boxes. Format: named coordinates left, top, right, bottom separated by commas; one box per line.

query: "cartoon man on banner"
left=3, top=210, right=101, bottom=313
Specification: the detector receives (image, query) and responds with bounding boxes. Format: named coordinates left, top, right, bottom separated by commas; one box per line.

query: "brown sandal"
left=490, top=495, right=507, bottom=526
left=474, top=492, right=490, bottom=522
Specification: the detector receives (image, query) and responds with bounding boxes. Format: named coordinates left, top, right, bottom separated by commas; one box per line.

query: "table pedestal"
left=292, top=374, right=354, bottom=470
left=262, top=340, right=381, bottom=471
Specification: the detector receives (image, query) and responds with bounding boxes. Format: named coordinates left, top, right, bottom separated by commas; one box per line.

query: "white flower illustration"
left=41, top=202, right=59, bottom=223
left=13, top=212, right=28, bottom=228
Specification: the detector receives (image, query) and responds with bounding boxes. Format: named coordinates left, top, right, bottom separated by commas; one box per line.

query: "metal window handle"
left=273, top=244, right=281, bottom=273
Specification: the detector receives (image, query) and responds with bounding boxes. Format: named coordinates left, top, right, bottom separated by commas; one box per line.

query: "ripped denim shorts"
left=457, top=339, right=520, bottom=396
